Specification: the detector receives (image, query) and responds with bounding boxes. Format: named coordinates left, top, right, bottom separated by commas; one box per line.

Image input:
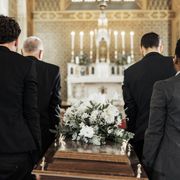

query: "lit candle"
left=90, top=31, right=94, bottom=50
left=114, top=31, right=118, bottom=49
left=90, top=31, right=94, bottom=59
left=71, top=31, right=75, bottom=50
left=79, top=31, right=84, bottom=54
left=130, top=31, right=134, bottom=50
left=75, top=56, right=79, bottom=64
left=121, top=31, right=125, bottom=55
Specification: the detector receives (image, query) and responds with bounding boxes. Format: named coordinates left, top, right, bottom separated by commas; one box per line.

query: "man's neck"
left=0, top=43, right=15, bottom=52
left=23, top=53, right=41, bottom=61
left=143, top=49, right=160, bottom=57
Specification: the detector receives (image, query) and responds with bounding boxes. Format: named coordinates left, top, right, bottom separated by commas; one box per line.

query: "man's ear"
left=140, top=46, right=145, bottom=57
left=21, top=49, right=24, bottom=55
left=159, top=44, right=164, bottom=54
left=173, top=56, right=178, bottom=65
left=14, top=39, right=19, bottom=52
left=14, top=38, right=19, bottom=48
left=39, top=50, right=43, bottom=60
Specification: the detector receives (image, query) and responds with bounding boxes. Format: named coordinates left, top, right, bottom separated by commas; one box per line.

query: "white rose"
left=107, top=127, right=113, bottom=134
left=80, top=122, right=85, bottom=127
left=83, top=100, right=92, bottom=108
left=106, top=116, right=115, bottom=124
left=79, top=125, right=94, bottom=138
left=115, top=129, right=124, bottom=137
left=72, top=132, right=78, bottom=140
left=106, top=104, right=119, bottom=116
left=82, top=113, right=89, bottom=120
left=91, top=135, right=101, bottom=146
left=89, top=110, right=99, bottom=124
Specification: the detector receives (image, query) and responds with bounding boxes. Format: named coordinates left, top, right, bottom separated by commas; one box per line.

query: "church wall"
left=21, top=0, right=174, bottom=101
left=9, top=0, right=17, bottom=18
left=5, top=0, right=179, bottom=102
left=34, top=20, right=171, bottom=101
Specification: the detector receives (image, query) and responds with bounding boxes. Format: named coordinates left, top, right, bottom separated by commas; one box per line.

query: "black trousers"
left=131, top=139, right=144, bottom=162
left=0, top=153, right=34, bottom=180
left=41, top=128, right=55, bottom=157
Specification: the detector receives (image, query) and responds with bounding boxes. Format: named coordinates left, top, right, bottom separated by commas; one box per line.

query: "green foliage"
left=116, top=54, right=128, bottom=65
left=78, top=53, right=90, bottom=66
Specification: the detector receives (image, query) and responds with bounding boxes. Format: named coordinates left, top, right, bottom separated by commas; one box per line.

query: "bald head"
left=22, top=36, right=44, bottom=60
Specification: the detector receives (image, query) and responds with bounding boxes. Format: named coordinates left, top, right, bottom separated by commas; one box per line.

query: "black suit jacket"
left=0, top=46, right=41, bottom=153
left=122, top=52, right=175, bottom=141
left=143, top=74, right=180, bottom=180
left=26, top=56, right=61, bottom=154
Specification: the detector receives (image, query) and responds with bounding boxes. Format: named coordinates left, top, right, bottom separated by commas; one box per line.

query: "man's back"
left=0, top=46, right=41, bottom=153
left=123, top=52, right=175, bottom=141
left=143, top=75, right=180, bottom=179
left=35, top=57, right=61, bottom=128
left=26, top=56, right=61, bottom=155
left=143, top=39, right=180, bottom=180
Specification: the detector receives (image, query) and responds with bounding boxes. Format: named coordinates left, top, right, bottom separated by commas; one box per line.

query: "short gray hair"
left=23, top=36, right=43, bottom=53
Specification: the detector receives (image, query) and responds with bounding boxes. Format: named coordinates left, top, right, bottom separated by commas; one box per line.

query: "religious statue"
left=99, top=38, right=107, bottom=62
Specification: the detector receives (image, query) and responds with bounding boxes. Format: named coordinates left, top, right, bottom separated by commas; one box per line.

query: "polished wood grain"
left=54, top=141, right=129, bottom=163
left=33, top=140, right=148, bottom=180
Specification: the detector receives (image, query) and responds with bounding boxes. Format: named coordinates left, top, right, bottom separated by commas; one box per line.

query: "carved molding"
left=172, top=0, right=180, bottom=11
left=33, top=10, right=175, bottom=22
left=136, top=0, right=147, bottom=10
left=60, top=0, right=71, bottom=11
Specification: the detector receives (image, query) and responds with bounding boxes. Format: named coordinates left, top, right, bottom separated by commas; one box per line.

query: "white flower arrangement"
left=61, top=100, right=134, bottom=146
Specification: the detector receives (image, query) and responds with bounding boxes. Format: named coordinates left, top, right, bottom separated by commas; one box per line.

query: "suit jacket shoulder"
left=154, top=74, right=179, bottom=99
left=45, top=61, right=60, bottom=71
left=12, top=50, right=34, bottom=67
left=125, top=53, right=174, bottom=75
left=0, top=47, right=40, bottom=154
left=25, top=56, right=61, bottom=129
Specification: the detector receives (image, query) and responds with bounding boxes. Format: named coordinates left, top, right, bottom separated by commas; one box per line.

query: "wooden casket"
left=33, top=140, right=148, bottom=180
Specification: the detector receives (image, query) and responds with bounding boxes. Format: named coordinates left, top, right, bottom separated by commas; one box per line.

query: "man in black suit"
left=143, top=39, right=180, bottom=180
left=122, top=32, right=175, bottom=161
left=0, top=15, right=41, bottom=179
left=22, top=36, right=61, bottom=157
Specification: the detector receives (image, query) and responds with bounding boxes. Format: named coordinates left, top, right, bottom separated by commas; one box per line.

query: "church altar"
left=67, top=62, right=130, bottom=105
left=33, top=140, right=148, bottom=180
left=67, top=1, right=134, bottom=105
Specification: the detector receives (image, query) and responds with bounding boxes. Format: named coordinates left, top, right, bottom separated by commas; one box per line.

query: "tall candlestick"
left=90, top=31, right=94, bottom=59
left=114, top=31, right=118, bottom=59
left=71, top=31, right=75, bottom=50
left=114, top=31, right=118, bottom=49
left=121, top=31, right=125, bottom=55
left=79, top=31, right=84, bottom=55
left=130, top=31, right=134, bottom=60
left=71, top=31, right=75, bottom=62
left=90, top=31, right=94, bottom=49
left=130, top=31, right=134, bottom=50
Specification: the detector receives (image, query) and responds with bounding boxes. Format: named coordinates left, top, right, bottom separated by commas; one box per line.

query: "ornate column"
left=136, top=0, right=147, bottom=10
left=96, top=45, right=99, bottom=63
left=171, top=0, right=180, bottom=55
left=107, top=44, right=110, bottom=63
left=17, top=0, right=27, bottom=51
left=60, top=0, right=71, bottom=10
left=0, top=0, right=9, bottom=15
left=27, top=0, right=33, bottom=36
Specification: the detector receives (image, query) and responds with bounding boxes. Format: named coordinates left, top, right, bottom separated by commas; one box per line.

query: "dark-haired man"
left=22, top=36, right=61, bottom=157
left=143, top=39, right=180, bottom=180
left=0, top=15, right=41, bottom=179
left=122, top=32, right=176, bottom=161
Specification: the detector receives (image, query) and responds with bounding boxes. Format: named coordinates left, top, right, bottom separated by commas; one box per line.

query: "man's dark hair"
left=175, top=39, right=180, bottom=59
left=0, top=15, right=21, bottom=44
left=141, top=32, right=160, bottom=49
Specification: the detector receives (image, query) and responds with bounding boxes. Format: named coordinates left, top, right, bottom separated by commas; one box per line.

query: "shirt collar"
left=0, top=46, right=11, bottom=52
left=176, top=71, right=180, bottom=76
